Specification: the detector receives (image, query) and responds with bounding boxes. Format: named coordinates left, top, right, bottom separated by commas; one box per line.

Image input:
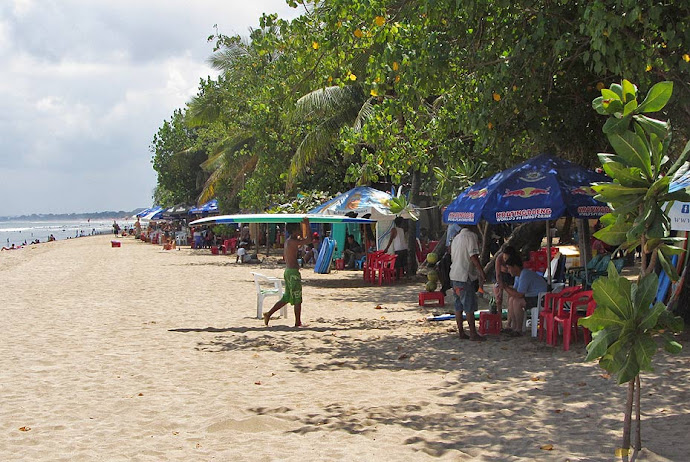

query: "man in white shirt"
left=450, top=225, right=487, bottom=341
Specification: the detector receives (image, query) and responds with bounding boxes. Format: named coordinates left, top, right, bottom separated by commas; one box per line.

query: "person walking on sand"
left=264, top=218, right=313, bottom=327
left=449, top=225, right=486, bottom=341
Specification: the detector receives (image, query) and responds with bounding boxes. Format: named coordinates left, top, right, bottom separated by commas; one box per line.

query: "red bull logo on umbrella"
left=502, top=186, right=551, bottom=198
left=570, top=186, right=597, bottom=196
left=466, top=188, right=488, bottom=199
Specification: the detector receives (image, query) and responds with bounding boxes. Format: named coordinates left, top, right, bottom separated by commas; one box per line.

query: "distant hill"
left=0, top=210, right=145, bottom=221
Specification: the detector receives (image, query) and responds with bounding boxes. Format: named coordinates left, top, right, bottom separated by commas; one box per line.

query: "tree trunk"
left=479, top=222, right=491, bottom=266
left=621, top=379, right=634, bottom=461
left=577, top=219, right=592, bottom=267
left=674, top=246, right=690, bottom=323
left=560, top=216, right=574, bottom=243
left=634, top=375, right=642, bottom=451
left=407, top=170, right=421, bottom=276
left=482, top=221, right=546, bottom=276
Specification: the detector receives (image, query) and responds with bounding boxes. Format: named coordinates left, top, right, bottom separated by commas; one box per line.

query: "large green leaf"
left=661, top=333, right=682, bottom=354
left=633, top=114, right=670, bottom=140
left=592, top=183, right=647, bottom=199
left=645, top=176, right=671, bottom=201
left=639, top=301, right=666, bottom=331
left=636, top=81, right=673, bottom=113
left=633, top=335, right=658, bottom=373
left=584, top=328, right=620, bottom=361
left=657, top=310, right=684, bottom=333
left=594, top=222, right=632, bottom=246
left=617, top=349, right=640, bottom=384
left=591, top=273, right=632, bottom=318
left=607, top=131, right=653, bottom=178
left=634, top=272, right=658, bottom=314
left=602, top=162, right=648, bottom=188
left=657, top=249, right=679, bottom=282
left=621, top=79, right=637, bottom=103
left=603, top=113, right=632, bottom=135
left=592, top=96, right=607, bottom=115
left=579, top=305, right=625, bottom=332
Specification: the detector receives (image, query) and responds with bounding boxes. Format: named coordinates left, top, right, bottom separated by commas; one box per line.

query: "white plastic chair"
left=525, top=282, right=565, bottom=337
left=252, top=272, right=286, bottom=319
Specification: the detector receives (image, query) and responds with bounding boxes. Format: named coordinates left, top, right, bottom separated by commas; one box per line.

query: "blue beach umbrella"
left=443, top=153, right=611, bottom=285
left=443, top=153, right=610, bottom=225
left=190, top=199, right=219, bottom=215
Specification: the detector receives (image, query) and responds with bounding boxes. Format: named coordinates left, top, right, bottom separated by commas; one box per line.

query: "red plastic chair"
left=378, top=254, right=398, bottom=285
left=539, top=286, right=583, bottom=343
left=552, top=290, right=593, bottom=351
left=364, top=251, right=384, bottom=282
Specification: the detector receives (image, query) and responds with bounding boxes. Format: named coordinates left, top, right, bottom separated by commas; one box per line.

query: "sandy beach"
left=1, top=235, right=688, bottom=461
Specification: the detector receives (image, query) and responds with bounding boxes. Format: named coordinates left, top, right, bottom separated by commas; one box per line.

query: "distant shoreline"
left=0, top=210, right=144, bottom=221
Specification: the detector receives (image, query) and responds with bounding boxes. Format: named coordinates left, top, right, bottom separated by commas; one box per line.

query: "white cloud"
left=0, top=0, right=298, bottom=215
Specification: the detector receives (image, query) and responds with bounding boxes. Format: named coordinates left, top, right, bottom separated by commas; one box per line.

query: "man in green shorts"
left=264, top=218, right=312, bottom=327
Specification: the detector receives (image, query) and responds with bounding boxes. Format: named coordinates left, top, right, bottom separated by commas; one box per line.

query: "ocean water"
left=0, top=219, right=132, bottom=247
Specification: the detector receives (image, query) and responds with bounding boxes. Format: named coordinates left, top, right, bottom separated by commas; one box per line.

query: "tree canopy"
left=149, top=0, right=690, bottom=211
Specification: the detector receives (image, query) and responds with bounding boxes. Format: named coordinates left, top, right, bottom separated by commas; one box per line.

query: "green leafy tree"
left=579, top=80, right=688, bottom=459
left=150, top=109, right=207, bottom=206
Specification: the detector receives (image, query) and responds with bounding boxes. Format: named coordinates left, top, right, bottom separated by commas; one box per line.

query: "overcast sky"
left=0, top=0, right=299, bottom=216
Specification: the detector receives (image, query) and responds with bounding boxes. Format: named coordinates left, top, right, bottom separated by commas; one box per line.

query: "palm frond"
left=353, top=98, right=376, bottom=131
left=186, top=94, right=222, bottom=127
left=208, top=42, right=251, bottom=72
left=287, top=116, right=345, bottom=188
left=293, top=85, right=366, bottom=120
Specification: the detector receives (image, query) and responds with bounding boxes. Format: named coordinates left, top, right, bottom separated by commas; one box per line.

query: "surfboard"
left=314, top=237, right=329, bottom=273
left=656, top=254, right=679, bottom=304
left=190, top=213, right=375, bottom=226
left=314, top=237, right=336, bottom=274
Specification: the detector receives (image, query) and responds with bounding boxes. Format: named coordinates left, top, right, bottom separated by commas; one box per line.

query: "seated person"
left=343, top=234, right=363, bottom=269
left=236, top=245, right=260, bottom=264
left=502, top=254, right=547, bottom=336
left=302, top=243, right=316, bottom=266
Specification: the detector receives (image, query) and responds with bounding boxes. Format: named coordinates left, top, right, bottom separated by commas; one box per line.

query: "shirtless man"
left=263, top=218, right=312, bottom=327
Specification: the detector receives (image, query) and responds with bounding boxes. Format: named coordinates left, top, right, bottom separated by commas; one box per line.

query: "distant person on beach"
left=263, top=218, right=312, bottom=328
left=383, top=216, right=408, bottom=277
left=503, top=254, right=548, bottom=336
left=1, top=244, right=17, bottom=250
left=343, top=234, right=363, bottom=269
left=493, top=246, right=519, bottom=313
left=449, top=225, right=486, bottom=341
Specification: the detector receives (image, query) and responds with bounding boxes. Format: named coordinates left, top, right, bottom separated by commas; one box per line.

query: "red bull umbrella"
left=443, top=153, right=610, bottom=225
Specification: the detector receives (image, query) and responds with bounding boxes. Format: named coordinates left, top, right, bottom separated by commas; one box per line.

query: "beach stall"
left=309, top=186, right=418, bottom=255
left=443, top=153, right=611, bottom=285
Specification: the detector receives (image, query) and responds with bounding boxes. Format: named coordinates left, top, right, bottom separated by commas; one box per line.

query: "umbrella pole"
left=546, top=221, right=553, bottom=289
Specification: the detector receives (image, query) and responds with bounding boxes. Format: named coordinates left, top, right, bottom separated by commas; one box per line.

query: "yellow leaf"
left=392, top=61, right=399, bottom=71
left=312, top=41, right=319, bottom=50
left=596, top=82, right=605, bottom=90
left=512, top=85, right=517, bottom=91
left=540, top=444, right=554, bottom=451
left=646, top=64, right=652, bottom=72
left=370, top=89, right=378, bottom=96
left=349, top=73, right=357, bottom=81
left=493, top=92, right=501, bottom=101
left=354, top=28, right=363, bottom=38
left=374, top=16, right=385, bottom=27
left=683, top=54, right=690, bottom=62
left=395, top=75, right=400, bottom=83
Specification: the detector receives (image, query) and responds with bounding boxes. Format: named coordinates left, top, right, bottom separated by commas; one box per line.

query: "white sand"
left=1, top=235, right=688, bottom=461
